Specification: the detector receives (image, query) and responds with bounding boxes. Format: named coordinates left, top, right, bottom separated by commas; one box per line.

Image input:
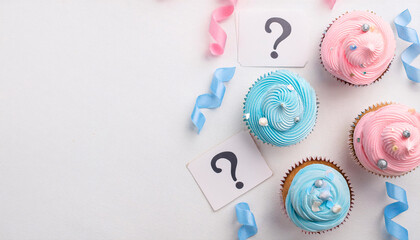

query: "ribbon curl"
left=191, top=67, right=236, bottom=133
left=324, top=0, right=336, bottom=9
left=235, top=202, right=257, bottom=240
left=394, top=9, right=420, bottom=83
left=209, top=0, right=238, bottom=56
left=384, top=182, right=408, bottom=240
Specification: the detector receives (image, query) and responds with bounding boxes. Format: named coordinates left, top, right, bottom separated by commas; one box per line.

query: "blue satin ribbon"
left=384, top=182, right=409, bottom=240
left=191, top=67, right=236, bottom=133
left=394, top=9, right=420, bottom=83
left=235, top=202, right=257, bottom=240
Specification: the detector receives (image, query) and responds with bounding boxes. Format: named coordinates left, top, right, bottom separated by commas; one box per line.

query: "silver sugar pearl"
left=294, top=117, right=300, bottom=123
left=314, top=180, right=323, bottom=188
left=403, top=130, right=411, bottom=138
left=377, top=159, right=388, bottom=170
left=361, top=23, right=370, bottom=32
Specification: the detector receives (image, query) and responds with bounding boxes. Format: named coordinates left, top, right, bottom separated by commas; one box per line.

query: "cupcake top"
left=321, top=11, right=396, bottom=85
left=353, top=104, right=420, bottom=176
left=243, top=70, right=317, bottom=147
left=285, top=164, right=351, bottom=232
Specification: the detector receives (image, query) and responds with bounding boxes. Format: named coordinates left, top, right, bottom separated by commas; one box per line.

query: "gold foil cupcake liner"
left=319, top=11, right=394, bottom=87
left=279, top=157, right=354, bottom=234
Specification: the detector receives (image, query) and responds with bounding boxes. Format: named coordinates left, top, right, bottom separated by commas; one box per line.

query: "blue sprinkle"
left=326, top=200, right=334, bottom=209
left=350, top=45, right=357, bottom=50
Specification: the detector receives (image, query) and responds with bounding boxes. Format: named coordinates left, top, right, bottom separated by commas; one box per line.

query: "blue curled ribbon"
left=235, top=202, right=257, bottom=240
left=394, top=9, right=420, bottom=83
left=384, top=182, right=409, bottom=240
left=191, top=67, right=236, bottom=133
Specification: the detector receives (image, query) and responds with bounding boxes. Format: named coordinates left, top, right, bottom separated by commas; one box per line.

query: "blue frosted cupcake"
left=281, top=157, right=353, bottom=233
left=243, top=70, right=317, bottom=147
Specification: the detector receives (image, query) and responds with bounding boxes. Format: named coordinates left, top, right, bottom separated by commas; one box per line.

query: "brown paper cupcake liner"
left=319, top=11, right=394, bottom=87
left=279, top=157, right=354, bottom=234
left=243, top=73, right=319, bottom=147
left=348, top=102, right=417, bottom=178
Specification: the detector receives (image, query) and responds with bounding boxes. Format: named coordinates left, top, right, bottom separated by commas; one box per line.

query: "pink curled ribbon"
left=324, top=0, right=336, bottom=9
left=209, top=0, right=238, bottom=56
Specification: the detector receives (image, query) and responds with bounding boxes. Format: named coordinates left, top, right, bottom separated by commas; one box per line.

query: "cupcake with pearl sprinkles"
left=320, top=11, right=396, bottom=86
left=280, top=157, right=353, bottom=233
left=243, top=70, right=317, bottom=147
left=350, top=103, right=420, bottom=177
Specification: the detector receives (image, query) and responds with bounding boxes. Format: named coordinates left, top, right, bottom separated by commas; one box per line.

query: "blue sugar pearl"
left=350, top=45, right=357, bottom=50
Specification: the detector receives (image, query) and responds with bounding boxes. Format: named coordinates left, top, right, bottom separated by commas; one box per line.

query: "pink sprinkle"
left=209, top=0, right=238, bottom=56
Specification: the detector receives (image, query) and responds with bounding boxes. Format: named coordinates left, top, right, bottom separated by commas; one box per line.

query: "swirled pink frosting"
left=321, top=11, right=396, bottom=85
left=353, top=104, right=420, bottom=176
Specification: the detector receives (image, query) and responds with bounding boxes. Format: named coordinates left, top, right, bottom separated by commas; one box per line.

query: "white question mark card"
left=237, top=9, right=311, bottom=67
left=187, top=131, right=272, bottom=211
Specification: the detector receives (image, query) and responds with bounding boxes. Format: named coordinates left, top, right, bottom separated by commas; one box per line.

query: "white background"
left=0, top=0, right=420, bottom=239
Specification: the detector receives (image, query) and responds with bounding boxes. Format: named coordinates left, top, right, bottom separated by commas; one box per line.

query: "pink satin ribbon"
left=209, top=0, right=238, bottom=56
left=325, top=0, right=336, bottom=9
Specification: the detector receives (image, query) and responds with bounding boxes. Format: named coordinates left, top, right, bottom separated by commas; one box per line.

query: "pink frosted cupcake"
left=321, top=11, right=396, bottom=86
left=350, top=103, right=420, bottom=177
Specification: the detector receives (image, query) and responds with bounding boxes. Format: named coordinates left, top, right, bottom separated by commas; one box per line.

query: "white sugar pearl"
left=319, top=191, right=331, bottom=201
left=259, top=117, right=268, bottom=126
left=244, top=113, right=250, bottom=119
left=332, top=204, right=342, bottom=213
left=287, top=85, right=294, bottom=91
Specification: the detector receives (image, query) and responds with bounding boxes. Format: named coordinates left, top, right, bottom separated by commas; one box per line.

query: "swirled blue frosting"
left=243, top=70, right=317, bottom=147
left=285, top=164, right=351, bottom=232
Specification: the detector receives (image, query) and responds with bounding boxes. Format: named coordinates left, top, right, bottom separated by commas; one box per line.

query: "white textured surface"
left=0, top=0, right=420, bottom=239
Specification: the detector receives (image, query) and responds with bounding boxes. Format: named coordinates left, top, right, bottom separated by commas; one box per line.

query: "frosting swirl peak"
left=261, top=84, right=303, bottom=131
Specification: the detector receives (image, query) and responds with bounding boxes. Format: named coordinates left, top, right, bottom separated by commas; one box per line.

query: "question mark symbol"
left=265, top=17, right=292, bottom=59
left=211, top=151, right=244, bottom=189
